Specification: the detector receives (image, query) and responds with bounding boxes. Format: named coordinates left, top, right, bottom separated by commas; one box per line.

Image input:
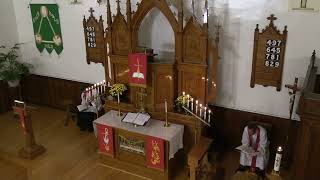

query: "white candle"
left=165, top=99, right=167, bottom=113
left=182, top=91, right=186, bottom=105
left=103, top=80, right=106, bottom=92
left=274, top=146, right=283, bottom=172
left=208, top=110, right=211, bottom=123
left=204, top=106, right=207, bottom=120
left=187, top=94, right=190, bottom=108
left=191, top=98, right=194, bottom=111
left=195, top=100, right=198, bottom=114
left=199, top=104, right=202, bottom=117
left=117, top=93, right=120, bottom=104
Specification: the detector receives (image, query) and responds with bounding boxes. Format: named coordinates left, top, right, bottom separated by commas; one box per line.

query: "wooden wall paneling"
left=206, top=39, right=219, bottom=103
left=150, top=63, right=175, bottom=112
left=182, top=17, right=206, bottom=64
left=112, top=14, right=130, bottom=55
left=0, top=81, right=17, bottom=113
left=21, top=75, right=89, bottom=110
left=315, top=75, right=320, bottom=93
left=177, top=64, right=207, bottom=104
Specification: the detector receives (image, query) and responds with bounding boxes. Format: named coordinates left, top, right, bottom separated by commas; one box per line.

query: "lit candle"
left=117, top=93, right=120, bottom=104
left=195, top=100, right=198, bottom=114
left=182, top=91, right=186, bottom=105
left=274, top=146, right=283, bottom=172
left=90, top=87, right=93, bottom=99
left=199, top=104, right=202, bottom=117
left=165, top=99, right=167, bottom=113
left=208, top=110, right=211, bottom=123
left=103, top=80, right=106, bottom=92
left=191, top=98, right=194, bottom=111
left=187, top=94, right=190, bottom=109
left=204, top=106, right=207, bottom=120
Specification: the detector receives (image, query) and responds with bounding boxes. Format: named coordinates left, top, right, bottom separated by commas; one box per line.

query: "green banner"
left=30, top=4, right=63, bottom=54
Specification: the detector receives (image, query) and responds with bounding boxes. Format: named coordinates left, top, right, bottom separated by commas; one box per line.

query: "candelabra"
left=179, top=92, right=212, bottom=144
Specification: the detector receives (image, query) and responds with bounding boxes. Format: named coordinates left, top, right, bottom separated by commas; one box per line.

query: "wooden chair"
left=188, top=136, right=213, bottom=180
left=61, top=99, right=76, bottom=126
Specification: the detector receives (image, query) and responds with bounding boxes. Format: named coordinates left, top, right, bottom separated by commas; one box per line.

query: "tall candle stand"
left=164, top=99, right=170, bottom=127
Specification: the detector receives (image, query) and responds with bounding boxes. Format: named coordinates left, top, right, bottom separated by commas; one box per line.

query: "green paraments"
left=30, top=4, right=63, bottom=55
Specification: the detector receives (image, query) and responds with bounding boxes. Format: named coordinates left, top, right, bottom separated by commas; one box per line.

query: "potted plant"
left=0, top=44, right=32, bottom=87
left=108, top=83, right=127, bottom=102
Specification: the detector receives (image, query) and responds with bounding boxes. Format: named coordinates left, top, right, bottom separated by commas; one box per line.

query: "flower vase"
left=8, top=80, right=20, bottom=88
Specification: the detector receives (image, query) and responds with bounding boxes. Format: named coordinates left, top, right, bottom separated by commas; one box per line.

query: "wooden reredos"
left=84, top=0, right=219, bottom=111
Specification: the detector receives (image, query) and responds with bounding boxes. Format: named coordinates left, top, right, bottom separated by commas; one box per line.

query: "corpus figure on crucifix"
left=285, top=77, right=301, bottom=119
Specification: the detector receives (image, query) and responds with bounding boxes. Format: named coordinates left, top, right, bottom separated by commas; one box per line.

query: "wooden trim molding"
left=21, top=74, right=90, bottom=110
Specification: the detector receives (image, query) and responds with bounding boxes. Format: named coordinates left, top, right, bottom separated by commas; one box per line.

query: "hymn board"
left=250, top=14, right=288, bottom=91
left=83, top=8, right=106, bottom=65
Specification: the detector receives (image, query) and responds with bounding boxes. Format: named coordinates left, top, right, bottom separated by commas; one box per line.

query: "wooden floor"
left=0, top=106, right=292, bottom=180
left=0, top=106, right=189, bottom=180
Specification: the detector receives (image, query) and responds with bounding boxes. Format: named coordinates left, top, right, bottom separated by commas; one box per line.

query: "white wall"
left=0, top=0, right=19, bottom=45
left=10, top=0, right=319, bottom=120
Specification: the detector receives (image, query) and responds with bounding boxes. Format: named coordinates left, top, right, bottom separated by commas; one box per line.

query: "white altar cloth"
left=93, top=110, right=184, bottom=159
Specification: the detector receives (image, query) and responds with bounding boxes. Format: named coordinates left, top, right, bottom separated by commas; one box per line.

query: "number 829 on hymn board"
left=264, top=39, right=282, bottom=68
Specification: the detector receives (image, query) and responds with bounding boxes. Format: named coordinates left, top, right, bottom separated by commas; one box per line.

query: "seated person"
left=238, top=122, right=269, bottom=176
left=77, top=88, right=103, bottom=131
left=79, top=88, right=102, bottom=115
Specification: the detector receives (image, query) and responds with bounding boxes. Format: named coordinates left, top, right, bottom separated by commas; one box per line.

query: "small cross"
left=267, top=14, right=277, bottom=24
left=192, top=0, right=195, bottom=15
left=116, top=0, right=121, bottom=13
left=89, top=7, right=94, bottom=17
left=285, top=78, right=301, bottom=95
left=312, top=50, right=316, bottom=67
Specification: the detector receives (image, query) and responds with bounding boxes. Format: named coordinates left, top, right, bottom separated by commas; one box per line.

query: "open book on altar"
left=235, top=145, right=263, bottom=156
left=122, top=112, right=150, bottom=126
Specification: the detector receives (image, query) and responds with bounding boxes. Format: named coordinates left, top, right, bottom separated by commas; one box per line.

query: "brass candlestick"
left=117, top=93, right=121, bottom=116
left=164, top=111, right=170, bottom=127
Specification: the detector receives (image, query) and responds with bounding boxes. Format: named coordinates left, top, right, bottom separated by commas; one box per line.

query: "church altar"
left=93, top=110, right=184, bottom=179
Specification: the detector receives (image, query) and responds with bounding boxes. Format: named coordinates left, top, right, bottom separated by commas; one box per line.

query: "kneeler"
left=188, top=136, right=214, bottom=180
left=13, top=106, right=46, bottom=159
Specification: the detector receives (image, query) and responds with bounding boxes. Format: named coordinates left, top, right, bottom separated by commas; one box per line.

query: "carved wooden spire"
left=116, top=0, right=121, bottom=14
left=126, top=0, right=132, bottom=25
left=178, top=0, right=184, bottom=31
left=106, top=0, right=112, bottom=26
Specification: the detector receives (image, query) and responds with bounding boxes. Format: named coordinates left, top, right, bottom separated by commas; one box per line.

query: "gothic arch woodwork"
left=83, top=0, right=219, bottom=108
left=182, top=17, right=207, bottom=64
left=112, top=14, right=130, bottom=55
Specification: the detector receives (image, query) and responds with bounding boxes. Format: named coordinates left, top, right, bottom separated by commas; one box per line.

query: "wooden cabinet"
left=293, top=54, right=320, bottom=180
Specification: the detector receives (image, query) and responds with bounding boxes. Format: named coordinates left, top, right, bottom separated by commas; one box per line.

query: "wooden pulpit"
left=13, top=101, right=46, bottom=159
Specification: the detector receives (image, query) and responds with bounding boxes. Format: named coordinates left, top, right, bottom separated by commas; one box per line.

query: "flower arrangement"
left=175, top=95, right=187, bottom=107
left=109, top=83, right=127, bottom=97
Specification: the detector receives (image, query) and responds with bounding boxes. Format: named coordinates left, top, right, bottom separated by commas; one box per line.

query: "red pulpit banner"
left=97, top=123, right=114, bottom=157
left=13, top=107, right=26, bottom=135
left=146, top=136, right=165, bottom=171
left=128, top=53, right=147, bottom=88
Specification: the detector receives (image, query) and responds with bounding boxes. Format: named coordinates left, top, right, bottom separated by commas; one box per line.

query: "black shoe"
left=236, top=165, right=247, bottom=172
left=255, top=168, right=265, bottom=178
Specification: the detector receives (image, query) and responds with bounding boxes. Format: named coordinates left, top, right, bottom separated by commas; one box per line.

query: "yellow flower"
left=109, top=83, right=127, bottom=97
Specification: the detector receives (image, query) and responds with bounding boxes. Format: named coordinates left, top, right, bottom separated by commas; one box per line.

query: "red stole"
left=249, top=127, right=260, bottom=172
